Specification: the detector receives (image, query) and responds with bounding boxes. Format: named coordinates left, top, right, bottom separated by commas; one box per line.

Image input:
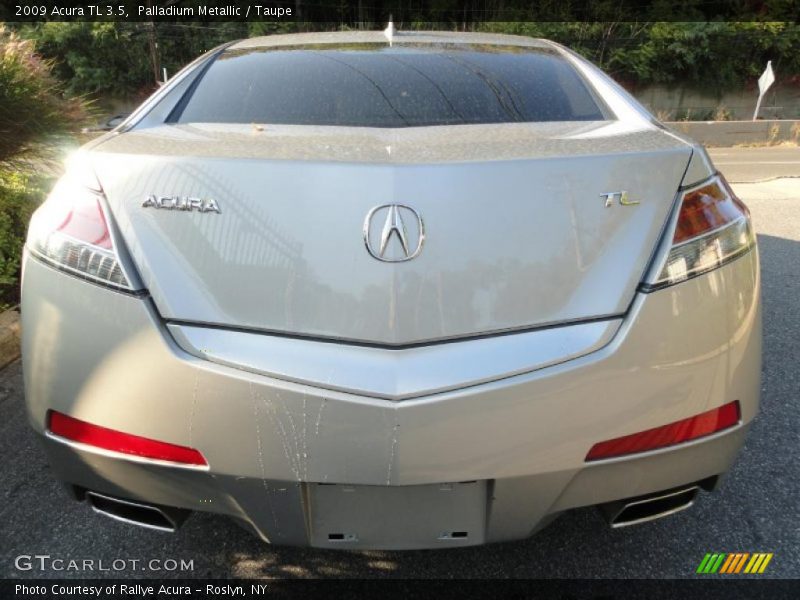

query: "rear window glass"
left=173, top=43, right=608, bottom=127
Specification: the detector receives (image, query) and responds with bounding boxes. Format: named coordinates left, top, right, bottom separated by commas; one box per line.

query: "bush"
left=13, top=22, right=280, bottom=98
left=18, top=22, right=157, bottom=98
left=0, top=26, right=85, bottom=307
left=0, top=25, right=87, bottom=169
left=0, top=170, right=51, bottom=308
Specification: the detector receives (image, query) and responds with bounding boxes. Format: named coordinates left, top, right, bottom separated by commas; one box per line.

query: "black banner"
left=4, top=579, right=800, bottom=600
left=1, top=0, right=799, bottom=22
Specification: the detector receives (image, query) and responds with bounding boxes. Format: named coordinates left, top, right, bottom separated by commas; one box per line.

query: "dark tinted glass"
left=175, top=44, right=607, bottom=127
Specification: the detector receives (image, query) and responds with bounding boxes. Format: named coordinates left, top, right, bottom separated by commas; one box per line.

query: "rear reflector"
left=48, top=411, right=207, bottom=467
left=586, top=401, right=740, bottom=461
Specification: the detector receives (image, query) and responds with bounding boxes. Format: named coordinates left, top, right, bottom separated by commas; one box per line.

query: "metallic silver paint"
left=166, top=318, right=621, bottom=400
left=682, top=146, right=718, bottom=187
left=21, top=31, right=761, bottom=548
left=22, top=241, right=760, bottom=546
left=88, top=142, right=691, bottom=345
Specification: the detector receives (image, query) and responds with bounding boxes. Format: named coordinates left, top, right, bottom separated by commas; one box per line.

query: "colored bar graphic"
left=758, top=554, right=773, bottom=573
left=711, top=554, right=726, bottom=573
left=746, top=554, right=764, bottom=573
left=746, top=554, right=760, bottom=573
left=700, top=552, right=773, bottom=574
left=696, top=553, right=713, bottom=574
left=700, top=553, right=718, bottom=573
left=720, top=553, right=738, bottom=574
left=734, top=553, right=750, bottom=573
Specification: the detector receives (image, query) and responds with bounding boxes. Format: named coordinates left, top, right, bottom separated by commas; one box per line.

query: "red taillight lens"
left=585, top=401, right=740, bottom=461
left=673, top=178, right=748, bottom=244
left=645, top=174, right=755, bottom=290
left=54, top=193, right=113, bottom=250
left=48, top=411, right=207, bottom=467
left=26, top=165, right=133, bottom=290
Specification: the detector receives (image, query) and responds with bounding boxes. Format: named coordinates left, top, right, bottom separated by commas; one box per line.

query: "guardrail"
left=666, top=120, right=800, bottom=147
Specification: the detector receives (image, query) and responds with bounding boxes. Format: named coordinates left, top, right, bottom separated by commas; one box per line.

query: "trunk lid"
left=93, top=122, right=690, bottom=345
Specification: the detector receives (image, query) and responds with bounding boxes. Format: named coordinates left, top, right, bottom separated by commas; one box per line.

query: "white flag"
left=758, top=61, right=775, bottom=96
left=753, top=61, right=776, bottom=120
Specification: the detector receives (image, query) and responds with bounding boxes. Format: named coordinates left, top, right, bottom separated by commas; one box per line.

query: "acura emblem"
left=363, top=204, right=425, bottom=262
left=142, top=194, right=221, bottom=213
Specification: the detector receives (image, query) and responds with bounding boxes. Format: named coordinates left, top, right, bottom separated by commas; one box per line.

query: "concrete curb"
left=666, top=120, right=800, bottom=147
left=0, top=309, right=21, bottom=370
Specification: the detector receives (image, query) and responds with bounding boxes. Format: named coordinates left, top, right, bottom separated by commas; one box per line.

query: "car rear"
left=21, top=31, right=760, bottom=549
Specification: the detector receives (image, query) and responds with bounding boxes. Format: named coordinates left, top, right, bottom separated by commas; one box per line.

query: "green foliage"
left=11, top=20, right=799, bottom=99
left=0, top=27, right=81, bottom=306
left=479, top=21, right=800, bottom=90
left=604, top=22, right=800, bottom=89
left=0, top=170, right=50, bottom=307
left=12, top=22, right=300, bottom=98
left=22, top=22, right=153, bottom=97
left=0, top=25, right=87, bottom=169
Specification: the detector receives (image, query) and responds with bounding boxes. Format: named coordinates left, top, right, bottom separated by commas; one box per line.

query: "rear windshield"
left=173, top=43, right=608, bottom=127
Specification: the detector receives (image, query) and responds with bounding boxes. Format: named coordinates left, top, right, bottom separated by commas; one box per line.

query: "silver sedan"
left=22, top=30, right=760, bottom=549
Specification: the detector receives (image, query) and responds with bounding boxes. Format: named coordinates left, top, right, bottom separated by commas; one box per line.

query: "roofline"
left=228, top=30, right=552, bottom=51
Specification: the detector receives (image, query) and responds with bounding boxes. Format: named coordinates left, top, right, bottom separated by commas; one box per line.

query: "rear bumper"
left=22, top=249, right=761, bottom=548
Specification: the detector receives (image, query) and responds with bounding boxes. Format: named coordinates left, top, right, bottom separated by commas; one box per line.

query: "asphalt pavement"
left=1, top=147, right=798, bottom=579
left=709, top=146, right=800, bottom=183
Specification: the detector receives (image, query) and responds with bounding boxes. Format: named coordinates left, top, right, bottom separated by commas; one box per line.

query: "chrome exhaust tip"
left=600, top=485, right=700, bottom=528
left=85, top=491, right=189, bottom=532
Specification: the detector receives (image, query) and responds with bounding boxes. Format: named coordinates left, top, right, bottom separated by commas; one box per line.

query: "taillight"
left=26, top=164, right=134, bottom=290
left=586, top=401, right=740, bottom=461
left=644, top=174, right=755, bottom=291
left=48, top=411, right=207, bottom=467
